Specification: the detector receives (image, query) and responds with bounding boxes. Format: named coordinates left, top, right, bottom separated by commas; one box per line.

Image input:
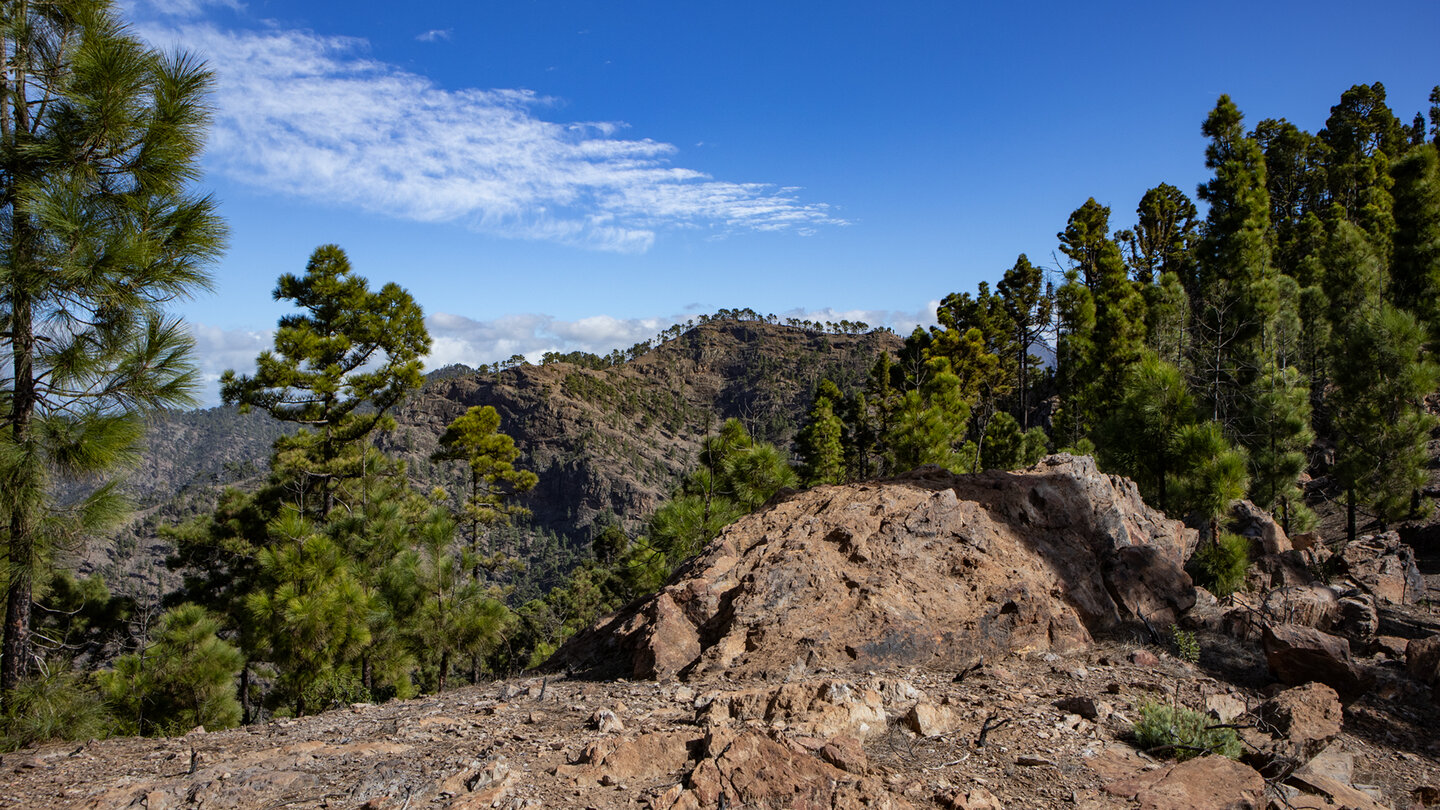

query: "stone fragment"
left=1262, top=624, right=1374, bottom=701
left=904, top=702, right=960, bottom=737
left=630, top=592, right=701, bottom=680
left=1406, top=635, right=1440, bottom=687
left=1055, top=695, right=1101, bottom=720
left=1130, top=649, right=1160, bottom=667
left=590, top=708, right=624, bottom=733
left=1251, top=682, right=1343, bottom=763
left=1369, top=635, right=1408, bottom=660
left=580, top=730, right=699, bottom=785
left=658, top=727, right=914, bottom=810
left=1203, top=693, right=1248, bottom=724
left=934, top=786, right=1005, bottom=809
left=1125, top=756, right=1266, bottom=810
left=1338, top=532, right=1426, bottom=605
left=818, top=735, right=869, bottom=774
left=1333, top=595, right=1378, bottom=647
left=1230, top=499, right=1292, bottom=555
left=1285, top=771, right=1389, bottom=810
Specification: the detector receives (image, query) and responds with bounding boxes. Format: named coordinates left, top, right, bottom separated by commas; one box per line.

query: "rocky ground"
left=2, top=638, right=1436, bottom=810
left=11, top=455, right=1440, bottom=809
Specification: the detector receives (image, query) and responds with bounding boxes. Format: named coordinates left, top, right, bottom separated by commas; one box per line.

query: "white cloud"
left=424, top=311, right=680, bottom=369
left=415, top=28, right=451, bottom=43
left=134, top=20, right=845, bottom=252
left=128, top=0, right=243, bottom=19
left=187, top=323, right=274, bottom=405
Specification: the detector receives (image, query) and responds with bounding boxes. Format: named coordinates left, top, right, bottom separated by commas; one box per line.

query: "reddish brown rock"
left=1408, top=635, right=1440, bottom=688
left=627, top=592, right=701, bottom=681
left=1251, top=682, right=1343, bottom=762
left=1262, top=624, right=1375, bottom=701
left=1230, top=499, right=1292, bottom=555
left=656, top=727, right=913, bottom=810
left=817, top=735, right=869, bottom=774
left=904, top=701, right=961, bottom=737
left=1105, top=756, right=1265, bottom=810
left=553, top=455, right=1198, bottom=681
left=578, top=730, right=700, bottom=785
left=1338, top=532, right=1426, bottom=605
left=934, top=786, right=1005, bottom=809
left=699, top=679, right=887, bottom=740
left=1286, top=771, right=1390, bottom=810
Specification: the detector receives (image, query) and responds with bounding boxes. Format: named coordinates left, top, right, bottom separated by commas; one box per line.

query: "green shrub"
left=1, top=671, right=112, bottom=751
left=1170, top=625, right=1200, bottom=665
left=1133, top=701, right=1241, bottom=761
left=1188, top=532, right=1250, bottom=597
left=101, top=604, right=244, bottom=735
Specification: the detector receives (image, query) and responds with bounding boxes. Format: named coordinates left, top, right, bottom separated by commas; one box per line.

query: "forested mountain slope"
left=81, top=320, right=900, bottom=590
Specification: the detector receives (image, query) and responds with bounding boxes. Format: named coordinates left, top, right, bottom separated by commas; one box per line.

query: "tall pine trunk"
left=2, top=293, right=35, bottom=699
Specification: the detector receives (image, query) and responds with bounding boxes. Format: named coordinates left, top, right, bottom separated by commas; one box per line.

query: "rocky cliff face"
left=384, top=321, right=898, bottom=542
left=551, top=455, right=1200, bottom=682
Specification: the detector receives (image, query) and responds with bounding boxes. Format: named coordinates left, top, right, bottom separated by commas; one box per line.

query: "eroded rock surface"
left=553, top=455, right=1198, bottom=681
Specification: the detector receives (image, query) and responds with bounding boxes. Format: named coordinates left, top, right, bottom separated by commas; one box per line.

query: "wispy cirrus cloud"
left=134, top=19, right=845, bottom=252
left=127, top=0, right=243, bottom=18
left=415, top=28, right=451, bottom=42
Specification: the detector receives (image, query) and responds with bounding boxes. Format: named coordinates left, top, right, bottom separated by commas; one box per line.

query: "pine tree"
left=1, top=0, right=226, bottom=701
left=395, top=511, right=510, bottom=693
left=1319, top=83, right=1406, bottom=229
left=1194, top=95, right=1278, bottom=425
left=220, top=245, right=430, bottom=520
left=1125, top=184, right=1199, bottom=288
left=796, top=389, right=846, bottom=486
left=1096, top=354, right=1197, bottom=513
left=245, top=510, right=373, bottom=716
left=1171, top=422, right=1250, bottom=544
left=1242, top=363, right=1314, bottom=533
left=1057, top=199, right=1145, bottom=419
left=886, top=358, right=973, bottom=473
left=432, top=405, right=538, bottom=578
left=645, top=419, right=796, bottom=565
left=1330, top=304, right=1439, bottom=539
left=101, top=604, right=243, bottom=735
left=996, top=254, right=1053, bottom=427
left=1254, top=118, right=1329, bottom=276
left=1391, top=143, right=1440, bottom=340
left=1052, top=268, right=1096, bottom=448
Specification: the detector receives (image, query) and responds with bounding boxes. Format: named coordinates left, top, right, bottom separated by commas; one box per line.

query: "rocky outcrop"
left=1262, top=624, right=1376, bottom=701
left=1338, top=531, right=1426, bottom=605
left=552, top=455, right=1198, bottom=681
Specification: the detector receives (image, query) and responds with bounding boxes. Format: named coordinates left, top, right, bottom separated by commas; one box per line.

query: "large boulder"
left=1262, top=624, right=1375, bottom=701
left=1338, top=532, right=1426, bottom=605
left=551, top=455, right=1198, bottom=680
left=1230, top=499, right=1292, bottom=555
left=1251, top=682, right=1343, bottom=763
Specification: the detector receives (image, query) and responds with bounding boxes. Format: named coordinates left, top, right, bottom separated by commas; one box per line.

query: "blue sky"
left=122, top=0, right=1440, bottom=404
